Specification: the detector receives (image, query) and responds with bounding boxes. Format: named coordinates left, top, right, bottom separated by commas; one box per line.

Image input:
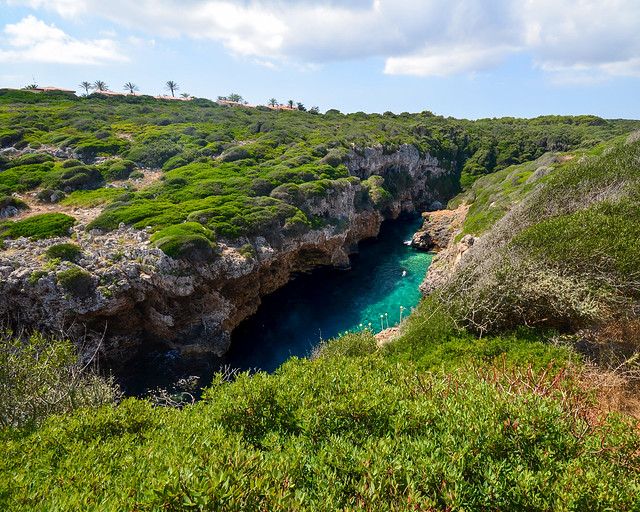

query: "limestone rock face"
left=419, top=232, right=475, bottom=296
left=0, top=144, right=455, bottom=369
left=347, top=144, right=450, bottom=217
left=412, top=206, right=468, bottom=251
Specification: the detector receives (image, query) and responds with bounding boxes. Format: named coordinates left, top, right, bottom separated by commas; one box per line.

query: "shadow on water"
left=120, top=218, right=432, bottom=396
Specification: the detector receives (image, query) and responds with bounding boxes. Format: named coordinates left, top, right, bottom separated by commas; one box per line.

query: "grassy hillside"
left=2, top=92, right=640, bottom=509
left=438, top=132, right=640, bottom=336
left=2, top=90, right=639, bottom=250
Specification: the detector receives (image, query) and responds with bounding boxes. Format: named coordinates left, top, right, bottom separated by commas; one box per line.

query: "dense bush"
left=42, top=165, right=103, bottom=192
left=56, top=266, right=94, bottom=297
left=0, top=330, right=118, bottom=429
left=0, top=213, right=75, bottom=240
left=44, top=243, right=81, bottom=262
left=100, top=159, right=136, bottom=181
left=150, top=222, right=217, bottom=261
left=1, top=324, right=638, bottom=510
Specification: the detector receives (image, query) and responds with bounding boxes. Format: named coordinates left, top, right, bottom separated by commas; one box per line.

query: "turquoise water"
left=223, top=218, right=433, bottom=372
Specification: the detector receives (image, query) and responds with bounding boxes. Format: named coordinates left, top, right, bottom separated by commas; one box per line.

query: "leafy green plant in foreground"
left=1, top=337, right=638, bottom=510
left=0, top=331, right=118, bottom=429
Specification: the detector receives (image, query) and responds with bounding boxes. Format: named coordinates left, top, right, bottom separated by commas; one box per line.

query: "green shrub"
left=42, top=165, right=103, bottom=192
left=150, top=222, right=216, bottom=260
left=126, top=141, right=181, bottom=168
left=36, top=188, right=65, bottom=203
left=28, top=270, right=47, bottom=286
left=0, top=330, right=118, bottom=429
left=60, top=159, right=83, bottom=168
left=0, top=195, right=28, bottom=211
left=1, top=213, right=75, bottom=240
left=56, top=266, right=94, bottom=296
left=45, top=243, right=81, bottom=262
left=100, top=159, right=136, bottom=181
left=129, top=170, right=144, bottom=180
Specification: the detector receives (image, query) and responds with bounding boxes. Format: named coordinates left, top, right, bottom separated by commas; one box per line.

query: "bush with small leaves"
left=45, top=243, right=81, bottom=262
left=0, top=213, right=75, bottom=240
left=56, top=266, right=94, bottom=297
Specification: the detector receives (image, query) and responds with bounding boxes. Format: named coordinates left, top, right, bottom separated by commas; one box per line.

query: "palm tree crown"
left=93, top=80, right=108, bottom=92
left=165, top=81, right=179, bottom=97
left=79, top=81, right=91, bottom=95
left=123, top=82, right=139, bottom=94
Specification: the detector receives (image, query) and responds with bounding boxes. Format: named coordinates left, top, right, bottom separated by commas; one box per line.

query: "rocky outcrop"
left=0, top=144, right=455, bottom=369
left=416, top=205, right=475, bottom=296
left=412, top=206, right=468, bottom=251
left=347, top=144, right=452, bottom=217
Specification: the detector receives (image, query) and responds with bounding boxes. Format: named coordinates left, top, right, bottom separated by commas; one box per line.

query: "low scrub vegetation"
left=150, top=222, right=217, bottom=261
left=1, top=314, right=639, bottom=510
left=56, top=266, right=94, bottom=296
left=440, top=137, right=640, bottom=336
left=0, top=213, right=75, bottom=240
left=44, top=242, right=81, bottom=262
left=0, top=330, right=118, bottom=429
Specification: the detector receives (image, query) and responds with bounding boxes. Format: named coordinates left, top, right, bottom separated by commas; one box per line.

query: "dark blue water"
left=223, top=218, right=433, bottom=372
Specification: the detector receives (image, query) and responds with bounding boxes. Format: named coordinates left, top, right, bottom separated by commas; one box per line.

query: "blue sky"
left=1, top=0, right=639, bottom=119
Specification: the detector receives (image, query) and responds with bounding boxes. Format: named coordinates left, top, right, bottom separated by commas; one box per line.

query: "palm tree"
left=123, top=82, right=139, bottom=94
left=287, top=99, right=294, bottom=109
left=268, top=98, right=279, bottom=107
left=228, top=92, right=243, bottom=103
left=165, top=80, right=179, bottom=97
left=78, top=81, right=92, bottom=95
left=180, top=93, right=191, bottom=99
left=93, top=80, right=108, bottom=92
left=22, top=84, right=39, bottom=90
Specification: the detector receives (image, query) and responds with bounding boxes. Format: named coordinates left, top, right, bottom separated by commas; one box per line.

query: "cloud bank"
left=0, top=14, right=127, bottom=64
left=4, top=0, right=640, bottom=78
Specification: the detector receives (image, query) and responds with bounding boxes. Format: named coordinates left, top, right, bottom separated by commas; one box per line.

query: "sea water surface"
left=222, top=218, right=433, bottom=373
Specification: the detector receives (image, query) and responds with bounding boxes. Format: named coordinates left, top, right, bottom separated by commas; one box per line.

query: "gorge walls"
left=0, top=144, right=455, bottom=367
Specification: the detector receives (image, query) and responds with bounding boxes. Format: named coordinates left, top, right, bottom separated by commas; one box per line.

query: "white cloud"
left=384, top=44, right=516, bottom=77
left=6, top=0, right=640, bottom=80
left=0, top=15, right=128, bottom=64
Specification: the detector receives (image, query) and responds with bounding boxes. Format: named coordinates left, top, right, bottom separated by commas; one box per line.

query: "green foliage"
left=0, top=195, right=28, bottom=211
left=100, top=158, right=136, bottom=181
left=127, top=140, right=181, bottom=168
left=440, top=138, right=640, bottom=335
left=44, top=243, right=81, bottom=262
left=56, top=266, right=94, bottom=297
left=42, top=164, right=103, bottom=192
left=59, top=188, right=122, bottom=207
left=150, top=222, right=217, bottom=260
left=0, top=213, right=75, bottom=240
left=1, top=344, right=638, bottom=510
left=0, top=330, right=118, bottom=429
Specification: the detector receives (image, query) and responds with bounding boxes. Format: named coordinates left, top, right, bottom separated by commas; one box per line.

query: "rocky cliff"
left=416, top=205, right=476, bottom=296
left=0, top=144, right=454, bottom=369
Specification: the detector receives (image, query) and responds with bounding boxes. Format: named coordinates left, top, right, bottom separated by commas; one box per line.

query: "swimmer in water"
left=402, top=269, right=407, bottom=277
